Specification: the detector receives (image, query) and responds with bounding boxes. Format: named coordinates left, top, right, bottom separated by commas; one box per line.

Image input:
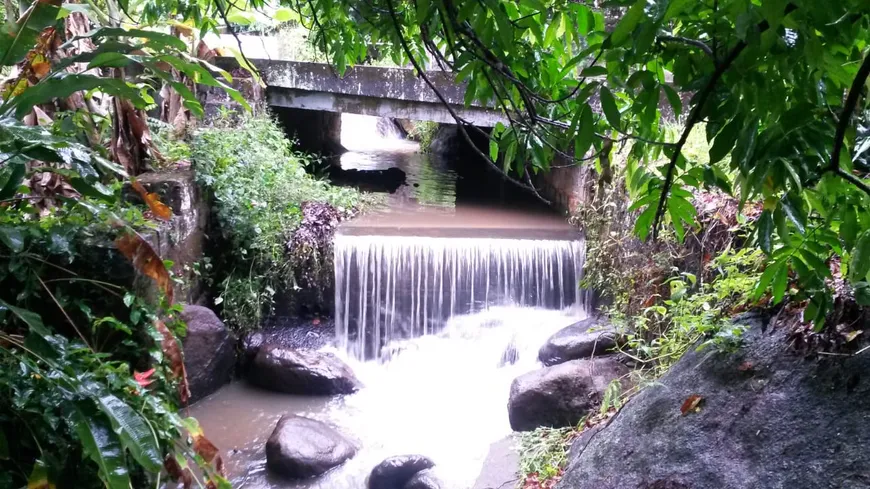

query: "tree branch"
left=658, top=36, right=714, bottom=59
left=830, top=52, right=870, bottom=173
left=650, top=2, right=798, bottom=240
left=382, top=0, right=551, bottom=205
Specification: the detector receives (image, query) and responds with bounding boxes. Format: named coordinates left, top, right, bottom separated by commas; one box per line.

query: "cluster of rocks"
left=507, top=316, right=627, bottom=431
left=181, top=304, right=444, bottom=486
left=266, top=414, right=441, bottom=488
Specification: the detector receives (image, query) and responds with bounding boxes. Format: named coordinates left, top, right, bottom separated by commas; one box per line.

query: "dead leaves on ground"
left=680, top=394, right=704, bottom=416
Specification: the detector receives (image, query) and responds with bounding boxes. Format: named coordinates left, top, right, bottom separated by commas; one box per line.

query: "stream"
left=190, top=306, right=584, bottom=489
left=189, top=115, right=586, bottom=488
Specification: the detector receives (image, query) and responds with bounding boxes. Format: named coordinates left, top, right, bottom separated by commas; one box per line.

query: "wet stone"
left=368, top=455, right=436, bottom=489
left=265, top=415, right=357, bottom=479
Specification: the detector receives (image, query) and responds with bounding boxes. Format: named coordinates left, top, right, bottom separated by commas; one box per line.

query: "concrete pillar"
left=272, top=107, right=345, bottom=157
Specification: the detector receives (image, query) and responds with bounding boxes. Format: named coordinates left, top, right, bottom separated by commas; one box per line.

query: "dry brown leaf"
left=680, top=394, right=704, bottom=416
left=193, top=434, right=219, bottom=464
left=155, top=319, right=190, bottom=404
left=115, top=232, right=174, bottom=303
left=131, top=180, right=172, bottom=221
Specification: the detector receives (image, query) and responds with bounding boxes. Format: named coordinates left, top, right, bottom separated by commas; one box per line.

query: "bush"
left=616, top=247, right=764, bottom=377
left=0, top=198, right=226, bottom=489
left=192, top=114, right=377, bottom=332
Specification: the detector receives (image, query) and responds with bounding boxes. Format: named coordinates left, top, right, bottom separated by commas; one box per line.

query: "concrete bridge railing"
left=215, top=57, right=506, bottom=127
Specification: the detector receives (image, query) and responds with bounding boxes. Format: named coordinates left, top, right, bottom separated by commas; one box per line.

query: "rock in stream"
left=508, top=357, right=628, bottom=431
left=266, top=415, right=357, bottom=478
left=249, top=344, right=362, bottom=395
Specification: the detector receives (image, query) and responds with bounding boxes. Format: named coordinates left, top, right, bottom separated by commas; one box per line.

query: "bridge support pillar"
left=273, top=107, right=345, bottom=157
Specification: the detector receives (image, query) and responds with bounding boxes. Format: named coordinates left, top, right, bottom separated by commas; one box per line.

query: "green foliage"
left=407, top=120, right=439, bottom=153
left=0, top=198, right=226, bottom=489
left=518, top=426, right=575, bottom=484
left=193, top=114, right=373, bottom=331
left=618, top=247, right=764, bottom=377
left=176, top=0, right=870, bottom=329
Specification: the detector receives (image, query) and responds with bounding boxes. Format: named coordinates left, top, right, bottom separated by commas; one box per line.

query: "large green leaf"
left=95, top=394, right=162, bottom=472
left=12, top=74, right=152, bottom=118
left=757, top=210, right=774, bottom=254
left=0, top=298, right=50, bottom=336
left=607, top=0, right=645, bottom=48
left=0, top=226, right=25, bottom=252
left=0, top=162, right=25, bottom=199
left=599, top=87, right=621, bottom=130
left=850, top=230, right=870, bottom=282
left=62, top=27, right=187, bottom=52
left=67, top=403, right=132, bottom=489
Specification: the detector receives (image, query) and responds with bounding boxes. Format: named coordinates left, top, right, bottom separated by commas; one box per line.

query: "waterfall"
left=335, top=234, right=586, bottom=360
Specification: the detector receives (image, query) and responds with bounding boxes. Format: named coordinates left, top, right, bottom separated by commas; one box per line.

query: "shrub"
left=192, top=114, right=377, bottom=332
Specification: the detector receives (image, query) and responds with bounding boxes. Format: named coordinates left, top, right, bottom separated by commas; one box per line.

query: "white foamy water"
left=189, top=305, right=584, bottom=489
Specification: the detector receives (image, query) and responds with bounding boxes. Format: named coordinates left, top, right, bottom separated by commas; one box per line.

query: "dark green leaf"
left=574, top=104, right=594, bottom=160
left=781, top=194, right=806, bottom=235
left=599, top=86, right=621, bottom=130
left=662, top=85, right=682, bottom=118
left=772, top=260, right=789, bottom=304
left=841, top=206, right=859, bottom=251
left=0, top=226, right=25, bottom=252
left=95, top=394, right=162, bottom=472
left=709, top=117, right=740, bottom=164
left=0, top=2, right=62, bottom=66
left=68, top=403, right=132, bottom=489
left=0, top=299, right=49, bottom=335
left=753, top=261, right=780, bottom=300
left=13, top=74, right=152, bottom=118
left=850, top=230, right=870, bottom=282
left=634, top=205, right=657, bottom=241
left=0, top=162, right=25, bottom=199
left=757, top=210, right=774, bottom=253
left=608, top=0, right=645, bottom=47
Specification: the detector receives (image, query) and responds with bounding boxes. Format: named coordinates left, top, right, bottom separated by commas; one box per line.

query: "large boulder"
left=557, top=315, right=870, bottom=489
left=538, top=317, right=621, bottom=367
left=249, top=344, right=362, bottom=395
left=180, top=305, right=235, bottom=403
left=508, top=357, right=628, bottom=431
left=265, top=415, right=357, bottom=478
left=368, top=455, right=435, bottom=489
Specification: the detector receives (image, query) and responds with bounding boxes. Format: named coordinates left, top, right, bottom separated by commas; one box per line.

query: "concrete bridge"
left=219, top=58, right=506, bottom=127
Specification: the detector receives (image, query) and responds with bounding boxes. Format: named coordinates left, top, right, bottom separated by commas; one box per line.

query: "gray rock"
left=249, top=344, right=362, bottom=395
left=404, top=469, right=443, bottom=489
left=265, top=415, right=356, bottom=479
left=472, top=436, right=518, bottom=489
left=538, top=317, right=621, bottom=367
left=557, top=315, right=870, bottom=489
left=508, top=357, right=628, bottom=431
left=368, top=455, right=435, bottom=489
left=180, top=305, right=235, bottom=403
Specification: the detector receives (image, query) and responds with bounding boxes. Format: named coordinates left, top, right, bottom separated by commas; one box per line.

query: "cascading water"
left=334, top=234, right=586, bottom=360
left=189, top=114, right=591, bottom=489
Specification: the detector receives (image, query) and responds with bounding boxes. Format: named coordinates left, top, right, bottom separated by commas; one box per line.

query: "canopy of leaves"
left=217, top=0, right=870, bottom=327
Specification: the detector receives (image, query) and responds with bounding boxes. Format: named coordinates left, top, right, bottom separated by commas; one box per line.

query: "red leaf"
left=680, top=394, right=704, bottom=416
left=134, top=368, right=156, bottom=387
